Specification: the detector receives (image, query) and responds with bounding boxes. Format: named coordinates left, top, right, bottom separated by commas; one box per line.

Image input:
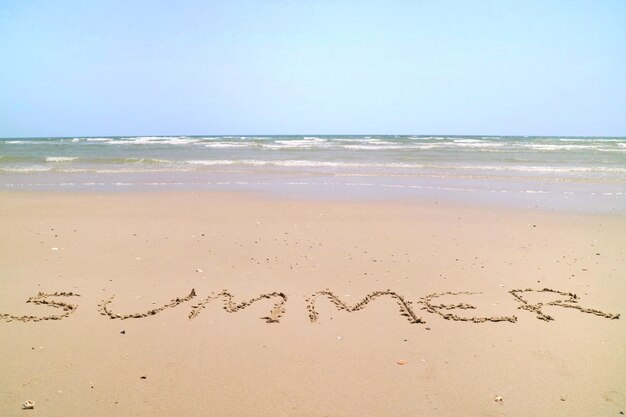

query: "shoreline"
left=2, top=134, right=625, bottom=215
left=2, top=181, right=625, bottom=216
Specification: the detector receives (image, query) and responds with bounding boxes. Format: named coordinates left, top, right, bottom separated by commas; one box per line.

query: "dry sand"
left=0, top=191, right=624, bottom=417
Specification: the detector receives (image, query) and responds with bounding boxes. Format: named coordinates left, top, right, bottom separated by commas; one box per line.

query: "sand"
left=0, top=191, right=624, bottom=417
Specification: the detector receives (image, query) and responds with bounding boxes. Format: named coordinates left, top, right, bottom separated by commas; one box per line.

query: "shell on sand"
left=22, top=400, right=35, bottom=409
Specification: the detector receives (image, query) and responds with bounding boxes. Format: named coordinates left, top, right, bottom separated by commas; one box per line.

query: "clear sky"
left=1, top=0, right=625, bottom=137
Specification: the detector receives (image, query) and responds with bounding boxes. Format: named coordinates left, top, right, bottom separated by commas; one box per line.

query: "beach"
left=1, top=190, right=624, bottom=417
left=3, top=0, right=626, bottom=414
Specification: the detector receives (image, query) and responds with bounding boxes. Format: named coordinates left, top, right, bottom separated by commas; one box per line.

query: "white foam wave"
left=182, top=159, right=626, bottom=174
left=408, top=136, right=446, bottom=140
left=0, top=166, right=52, bottom=172
left=453, top=139, right=485, bottom=143
left=446, top=164, right=626, bottom=173
left=341, top=145, right=406, bottom=150
left=411, top=144, right=439, bottom=150
left=596, top=148, right=626, bottom=153
left=450, top=142, right=504, bottom=148
left=559, top=138, right=624, bottom=143
left=217, top=136, right=270, bottom=140
left=332, top=138, right=392, bottom=144
left=102, top=136, right=200, bottom=145
left=5, top=140, right=48, bottom=145
left=123, top=158, right=173, bottom=163
left=185, top=159, right=424, bottom=168
left=46, top=157, right=78, bottom=162
left=272, top=138, right=328, bottom=147
left=57, top=167, right=191, bottom=174
left=203, top=142, right=255, bottom=149
left=186, top=159, right=237, bottom=166
left=218, top=136, right=271, bottom=140
left=521, top=144, right=598, bottom=151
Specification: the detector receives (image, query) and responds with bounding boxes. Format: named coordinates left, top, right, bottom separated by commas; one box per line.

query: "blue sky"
left=1, top=0, right=625, bottom=137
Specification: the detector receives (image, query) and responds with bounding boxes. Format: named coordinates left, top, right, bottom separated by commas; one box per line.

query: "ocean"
left=1, top=135, right=625, bottom=212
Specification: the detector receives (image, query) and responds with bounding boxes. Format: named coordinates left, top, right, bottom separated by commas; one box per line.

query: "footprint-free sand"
left=0, top=191, right=624, bottom=416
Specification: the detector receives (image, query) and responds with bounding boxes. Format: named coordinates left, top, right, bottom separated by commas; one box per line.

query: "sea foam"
left=46, top=157, right=79, bottom=162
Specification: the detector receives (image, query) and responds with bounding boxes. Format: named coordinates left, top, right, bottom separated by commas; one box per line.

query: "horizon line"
left=2, top=133, right=626, bottom=139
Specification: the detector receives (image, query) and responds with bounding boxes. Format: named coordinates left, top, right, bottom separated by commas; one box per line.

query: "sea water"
left=1, top=135, right=625, bottom=212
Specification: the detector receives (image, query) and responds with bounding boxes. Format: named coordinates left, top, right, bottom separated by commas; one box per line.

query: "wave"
left=121, top=158, right=173, bottom=164
left=596, top=148, right=626, bottom=153
left=6, top=136, right=624, bottom=156
left=85, top=136, right=201, bottom=145
left=408, top=136, right=446, bottom=140
left=61, top=167, right=190, bottom=174
left=203, top=142, right=256, bottom=149
left=46, top=157, right=78, bottom=162
left=182, top=159, right=626, bottom=174
left=220, top=136, right=271, bottom=140
left=3, top=155, right=625, bottom=176
left=332, top=138, right=393, bottom=143
left=0, top=166, right=52, bottom=173
left=341, top=145, right=406, bottom=150
left=558, top=138, right=624, bottom=143
left=184, top=159, right=424, bottom=168
left=270, top=138, right=328, bottom=147
left=453, top=139, right=485, bottom=143
left=4, top=140, right=52, bottom=145
left=521, top=144, right=599, bottom=151
left=443, top=164, right=626, bottom=174
left=5, top=137, right=198, bottom=146
left=449, top=142, right=505, bottom=148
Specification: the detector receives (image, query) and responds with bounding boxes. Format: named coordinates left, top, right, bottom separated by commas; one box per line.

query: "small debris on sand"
left=495, top=396, right=503, bottom=402
left=22, top=400, right=34, bottom=410
left=397, top=360, right=407, bottom=365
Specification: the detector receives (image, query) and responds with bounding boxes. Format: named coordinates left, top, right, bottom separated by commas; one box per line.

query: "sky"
left=0, top=0, right=625, bottom=137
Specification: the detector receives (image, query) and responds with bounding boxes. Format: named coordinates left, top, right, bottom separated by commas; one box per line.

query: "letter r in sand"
left=509, top=288, right=620, bottom=322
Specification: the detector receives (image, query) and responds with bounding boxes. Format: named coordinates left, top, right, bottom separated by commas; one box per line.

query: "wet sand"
left=0, top=191, right=624, bottom=416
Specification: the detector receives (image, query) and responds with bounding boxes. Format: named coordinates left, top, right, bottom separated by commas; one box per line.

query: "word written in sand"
left=1, top=288, right=619, bottom=325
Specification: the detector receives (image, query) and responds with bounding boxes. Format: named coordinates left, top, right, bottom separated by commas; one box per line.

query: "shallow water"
left=1, top=135, right=625, bottom=212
